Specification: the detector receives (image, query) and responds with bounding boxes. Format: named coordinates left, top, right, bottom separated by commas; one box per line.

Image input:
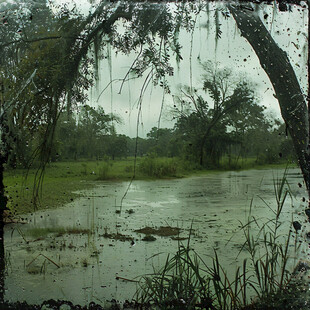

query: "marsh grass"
left=135, top=169, right=307, bottom=309
left=135, top=237, right=212, bottom=309
left=97, top=162, right=111, bottom=180
left=135, top=240, right=247, bottom=309
left=4, top=157, right=290, bottom=215
left=238, top=168, right=295, bottom=299
left=138, top=156, right=180, bottom=178
left=219, top=156, right=291, bottom=171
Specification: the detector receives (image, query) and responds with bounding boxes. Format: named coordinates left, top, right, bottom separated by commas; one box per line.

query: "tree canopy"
left=0, top=0, right=309, bottom=304
left=0, top=1, right=308, bottom=193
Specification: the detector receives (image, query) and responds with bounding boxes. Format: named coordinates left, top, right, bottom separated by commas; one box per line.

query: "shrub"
left=139, top=156, right=179, bottom=178
left=124, top=165, right=133, bottom=173
left=80, top=163, right=88, bottom=175
left=97, top=162, right=110, bottom=180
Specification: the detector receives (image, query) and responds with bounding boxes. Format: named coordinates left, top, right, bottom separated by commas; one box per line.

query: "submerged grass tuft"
left=135, top=226, right=181, bottom=237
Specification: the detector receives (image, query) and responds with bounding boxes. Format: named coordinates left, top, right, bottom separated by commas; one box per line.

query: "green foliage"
left=147, top=127, right=176, bottom=157
left=139, top=156, right=180, bottom=178
left=172, top=64, right=284, bottom=168
left=0, top=1, right=184, bottom=202
left=2, top=1, right=292, bottom=173
left=135, top=243, right=213, bottom=309
left=1, top=2, right=93, bottom=172
left=97, top=162, right=111, bottom=180
left=248, top=279, right=310, bottom=310
left=8, top=100, right=292, bottom=171
left=81, top=163, right=88, bottom=175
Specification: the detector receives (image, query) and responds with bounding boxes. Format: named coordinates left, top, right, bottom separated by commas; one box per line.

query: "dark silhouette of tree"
left=0, top=0, right=308, bottom=305
left=0, top=1, right=176, bottom=303
left=228, top=3, right=310, bottom=202
left=174, top=64, right=257, bottom=166
left=147, top=127, right=175, bottom=157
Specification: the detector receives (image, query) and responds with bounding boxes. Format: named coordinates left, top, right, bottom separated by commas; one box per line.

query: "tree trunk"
left=199, top=112, right=225, bottom=166
left=0, top=156, right=7, bottom=305
left=308, top=0, right=310, bottom=202
left=0, top=78, right=6, bottom=305
left=228, top=4, right=310, bottom=200
left=199, top=126, right=213, bottom=166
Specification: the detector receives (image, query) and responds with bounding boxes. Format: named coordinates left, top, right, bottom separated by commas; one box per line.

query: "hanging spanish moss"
left=214, top=7, right=221, bottom=51
left=120, top=69, right=153, bottom=210
left=157, top=78, right=166, bottom=130
left=205, top=1, right=210, bottom=34
left=93, top=33, right=101, bottom=83
left=189, top=15, right=197, bottom=92
left=106, top=42, right=114, bottom=127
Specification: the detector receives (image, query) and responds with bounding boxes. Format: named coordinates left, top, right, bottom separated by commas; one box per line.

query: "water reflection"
left=4, top=167, right=305, bottom=305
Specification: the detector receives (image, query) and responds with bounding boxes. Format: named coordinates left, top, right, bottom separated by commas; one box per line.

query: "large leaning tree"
left=227, top=2, right=310, bottom=205
left=0, top=0, right=309, bottom=304
left=0, top=0, right=180, bottom=302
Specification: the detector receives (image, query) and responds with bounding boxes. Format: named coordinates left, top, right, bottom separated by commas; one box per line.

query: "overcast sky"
left=83, top=2, right=307, bottom=137
left=4, top=0, right=306, bottom=137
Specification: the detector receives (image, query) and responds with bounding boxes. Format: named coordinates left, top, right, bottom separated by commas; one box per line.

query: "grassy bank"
left=4, top=157, right=294, bottom=216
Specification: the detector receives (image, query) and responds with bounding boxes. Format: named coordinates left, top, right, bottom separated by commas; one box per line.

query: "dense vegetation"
left=6, top=60, right=296, bottom=171
left=0, top=1, right=308, bottom=309
left=6, top=103, right=294, bottom=171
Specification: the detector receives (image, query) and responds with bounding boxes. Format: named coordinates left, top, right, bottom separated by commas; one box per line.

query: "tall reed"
left=135, top=169, right=308, bottom=309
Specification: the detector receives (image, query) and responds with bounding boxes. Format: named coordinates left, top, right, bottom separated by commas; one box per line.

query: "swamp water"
left=3, top=167, right=306, bottom=306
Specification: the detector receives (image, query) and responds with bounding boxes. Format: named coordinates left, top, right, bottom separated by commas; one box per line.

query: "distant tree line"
left=6, top=63, right=295, bottom=170
left=8, top=102, right=294, bottom=170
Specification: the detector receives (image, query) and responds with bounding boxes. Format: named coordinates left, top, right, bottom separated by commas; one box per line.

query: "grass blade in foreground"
left=135, top=169, right=309, bottom=309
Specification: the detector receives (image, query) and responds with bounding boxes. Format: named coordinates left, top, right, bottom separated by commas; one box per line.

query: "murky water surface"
left=4, top=168, right=306, bottom=306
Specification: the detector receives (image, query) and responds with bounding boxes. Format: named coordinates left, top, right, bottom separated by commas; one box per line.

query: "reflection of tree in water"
left=0, top=0, right=309, bottom=307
